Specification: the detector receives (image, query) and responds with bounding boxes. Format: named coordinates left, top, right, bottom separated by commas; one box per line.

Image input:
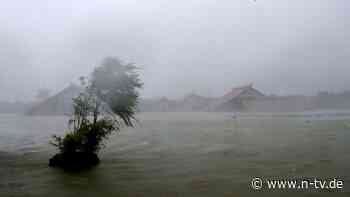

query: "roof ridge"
left=232, top=83, right=253, bottom=90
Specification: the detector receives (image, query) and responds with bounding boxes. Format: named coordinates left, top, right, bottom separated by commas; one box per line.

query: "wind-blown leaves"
left=51, top=57, right=142, bottom=156
left=90, top=57, right=143, bottom=127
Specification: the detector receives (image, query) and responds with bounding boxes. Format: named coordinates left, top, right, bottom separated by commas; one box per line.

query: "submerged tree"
left=49, top=57, right=142, bottom=168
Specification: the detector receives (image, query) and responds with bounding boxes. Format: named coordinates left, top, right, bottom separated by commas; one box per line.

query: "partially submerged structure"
left=26, top=83, right=350, bottom=115
left=26, top=84, right=82, bottom=116
left=212, top=84, right=264, bottom=111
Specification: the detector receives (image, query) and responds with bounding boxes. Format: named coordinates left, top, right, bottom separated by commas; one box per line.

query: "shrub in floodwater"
left=49, top=57, right=142, bottom=169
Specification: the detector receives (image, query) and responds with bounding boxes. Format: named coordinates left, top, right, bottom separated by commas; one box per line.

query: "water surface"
left=0, top=113, right=350, bottom=196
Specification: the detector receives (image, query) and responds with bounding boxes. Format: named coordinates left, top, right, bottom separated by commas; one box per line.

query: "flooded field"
left=1, top=112, right=350, bottom=197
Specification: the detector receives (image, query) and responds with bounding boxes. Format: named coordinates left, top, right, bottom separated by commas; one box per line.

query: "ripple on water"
left=0, top=113, right=350, bottom=197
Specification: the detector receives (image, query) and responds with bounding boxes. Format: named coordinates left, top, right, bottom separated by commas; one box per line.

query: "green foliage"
left=91, top=57, right=143, bottom=126
left=50, top=117, right=116, bottom=155
left=50, top=57, right=142, bottom=157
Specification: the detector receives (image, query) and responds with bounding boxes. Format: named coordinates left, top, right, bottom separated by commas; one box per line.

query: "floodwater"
left=0, top=112, right=350, bottom=197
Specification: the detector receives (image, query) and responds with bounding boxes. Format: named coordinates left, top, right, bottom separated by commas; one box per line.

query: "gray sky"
left=0, top=0, right=349, bottom=101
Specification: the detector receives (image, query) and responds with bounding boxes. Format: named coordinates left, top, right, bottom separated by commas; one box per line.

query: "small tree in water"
left=49, top=57, right=142, bottom=168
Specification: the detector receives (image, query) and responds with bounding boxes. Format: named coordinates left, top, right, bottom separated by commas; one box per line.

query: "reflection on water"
left=0, top=113, right=350, bottom=197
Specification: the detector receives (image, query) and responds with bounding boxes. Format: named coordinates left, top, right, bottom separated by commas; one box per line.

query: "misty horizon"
left=1, top=1, right=350, bottom=196
left=1, top=0, right=349, bottom=102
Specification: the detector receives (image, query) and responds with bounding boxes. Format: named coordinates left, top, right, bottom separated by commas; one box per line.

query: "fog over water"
left=1, top=0, right=350, bottom=101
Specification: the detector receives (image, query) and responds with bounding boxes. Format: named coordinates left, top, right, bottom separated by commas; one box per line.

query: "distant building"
left=212, top=84, right=264, bottom=111
left=179, top=93, right=214, bottom=112
left=26, top=84, right=82, bottom=116
left=26, top=82, right=350, bottom=114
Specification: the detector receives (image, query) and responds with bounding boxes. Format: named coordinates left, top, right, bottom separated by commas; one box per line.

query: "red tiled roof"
left=221, top=84, right=263, bottom=103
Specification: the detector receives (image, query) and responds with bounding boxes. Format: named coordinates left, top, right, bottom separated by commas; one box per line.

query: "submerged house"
left=26, top=84, right=82, bottom=116
left=28, top=82, right=347, bottom=114
left=178, top=93, right=215, bottom=112
left=212, top=84, right=265, bottom=112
